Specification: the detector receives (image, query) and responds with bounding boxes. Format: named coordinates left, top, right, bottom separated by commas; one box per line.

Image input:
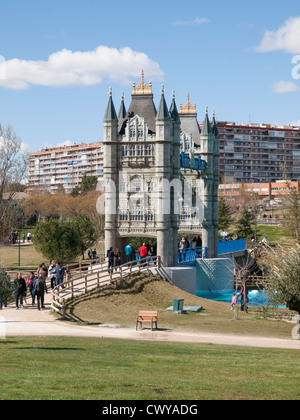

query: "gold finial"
left=132, top=70, right=152, bottom=95
left=179, top=93, right=197, bottom=114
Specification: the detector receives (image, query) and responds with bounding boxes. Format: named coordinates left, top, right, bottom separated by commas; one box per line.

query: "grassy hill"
left=63, top=272, right=295, bottom=339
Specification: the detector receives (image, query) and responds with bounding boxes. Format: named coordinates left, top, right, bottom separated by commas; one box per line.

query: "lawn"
left=0, top=243, right=105, bottom=268
left=0, top=336, right=299, bottom=400
left=257, top=225, right=294, bottom=245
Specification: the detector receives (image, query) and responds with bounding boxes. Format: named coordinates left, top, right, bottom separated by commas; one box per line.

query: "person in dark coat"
left=36, top=271, right=48, bottom=310
left=107, top=247, right=115, bottom=273
left=14, top=272, right=26, bottom=309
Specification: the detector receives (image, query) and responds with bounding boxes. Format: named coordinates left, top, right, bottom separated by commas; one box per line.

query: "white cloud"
left=290, top=119, right=300, bottom=126
left=0, top=46, right=164, bottom=90
left=256, top=16, right=300, bottom=54
left=172, top=17, right=210, bottom=26
left=272, top=81, right=298, bottom=93
left=41, top=140, right=74, bottom=149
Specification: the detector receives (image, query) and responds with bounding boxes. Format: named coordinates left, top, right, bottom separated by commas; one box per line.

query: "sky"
left=1, top=0, right=300, bottom=152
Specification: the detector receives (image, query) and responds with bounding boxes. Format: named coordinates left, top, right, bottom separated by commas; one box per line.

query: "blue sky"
left=1, top=0, right=300, bottom=152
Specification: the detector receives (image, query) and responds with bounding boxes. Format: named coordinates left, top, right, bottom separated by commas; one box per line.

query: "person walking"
left=65, top=269, right=72, bottom=287
left=35, top=272, right=48, bottom=310
left=115, top=248, right=122, bottom=271
left=125, top=243, right=134, bottom=263
left=48, top=260, right=56, bottom=289
left=27, top=272, right=36, bottom=305
left=14, top=272, right=26, bottom=309
left=231, top=292, right=238, bottom=311
left=107, top=247, right=115, bottom=274
left=139, top=243, right=148, bottom=258
left=51, top=262, right=65, bottom=287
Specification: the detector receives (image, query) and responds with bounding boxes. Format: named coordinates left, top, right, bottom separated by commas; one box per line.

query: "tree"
left=218, top=197, right=233, bottom=232
left=234, top=206, right=255, bottom=239
left=81, top=175, right=98, bottom=193
left=0, top=124, right=27, bottom=242
left=0, top=263, right=13, bottom=307
left=33, top=216, right=98, bottom=264
left=267, top=246, right=300, bottom=315
left=72, top=215, right=97, bottom=259
left=33, top=219, right=82, bottom=264
left=282, top=186, right=300, bottom=244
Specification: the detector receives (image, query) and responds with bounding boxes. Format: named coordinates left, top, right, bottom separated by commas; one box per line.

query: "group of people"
left=12, top=261, right=71, bottom=311
left=87, top=248, right=100, bottom=261
left=231, top=286, right=249, bottom=312
left=179, top=236, right=202, bottom=251
left=106, top=242, right=157, bottom=273
left=9, top=231, right=32, bottom=245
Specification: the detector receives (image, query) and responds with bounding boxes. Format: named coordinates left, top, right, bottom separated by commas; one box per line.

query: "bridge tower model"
left=103, top=73, right=219, bottom=267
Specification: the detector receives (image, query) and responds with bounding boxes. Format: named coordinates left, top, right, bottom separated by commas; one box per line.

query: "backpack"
left=31, top=277, right=38, bottom=295
left=107, top=249, right=114, bottom=259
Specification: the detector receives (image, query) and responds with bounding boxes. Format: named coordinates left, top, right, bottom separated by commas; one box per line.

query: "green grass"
left=257, top=225, right=294, bottom=244
left=0, top=336, right=299, bottom=400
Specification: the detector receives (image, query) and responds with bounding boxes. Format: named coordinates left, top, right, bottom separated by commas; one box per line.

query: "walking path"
left=1, top=295, right=299, bottom=350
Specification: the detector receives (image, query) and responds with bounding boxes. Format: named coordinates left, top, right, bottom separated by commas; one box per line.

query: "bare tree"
left=0, top=124, right=27, bottom=242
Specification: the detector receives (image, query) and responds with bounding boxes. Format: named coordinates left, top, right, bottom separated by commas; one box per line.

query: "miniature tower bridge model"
left=103, top=72, right=220, bottom=267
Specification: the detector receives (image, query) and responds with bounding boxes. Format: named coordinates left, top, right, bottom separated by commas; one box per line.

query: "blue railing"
left=178, top=247, right=207, bottom=263
left=132, top=240, right=246, bottom=265
left=217, top=239, right=247, bottom=255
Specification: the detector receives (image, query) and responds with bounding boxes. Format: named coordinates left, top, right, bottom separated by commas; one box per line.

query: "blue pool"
left=196, top=289, right=286, bottom=308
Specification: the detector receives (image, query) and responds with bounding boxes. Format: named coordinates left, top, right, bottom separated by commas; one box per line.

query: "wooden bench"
left=136, top=311, right=158, bottom=331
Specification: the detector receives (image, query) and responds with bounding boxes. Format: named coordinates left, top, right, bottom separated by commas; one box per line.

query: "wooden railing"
left=235, top=276, right=271, bottom=288
left=51, top=256, right=161, bottom=317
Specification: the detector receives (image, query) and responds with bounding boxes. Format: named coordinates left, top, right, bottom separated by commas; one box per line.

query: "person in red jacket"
left=139, top=243, right=148, bottom=258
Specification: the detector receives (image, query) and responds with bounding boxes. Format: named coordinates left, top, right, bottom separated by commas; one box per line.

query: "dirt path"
left=1, top=296, right=299, bottom=350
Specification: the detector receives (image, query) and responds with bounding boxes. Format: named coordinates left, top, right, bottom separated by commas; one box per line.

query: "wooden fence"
left=51, top=256, right=161, bottom=317
left=235, top=276, right=271, bottom=288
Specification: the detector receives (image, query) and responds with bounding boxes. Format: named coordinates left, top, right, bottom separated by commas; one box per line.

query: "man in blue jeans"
left=51, top=262, right=65, bottom=286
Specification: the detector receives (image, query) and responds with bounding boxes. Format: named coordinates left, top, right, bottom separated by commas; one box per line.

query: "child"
left=231, top=292, right=237, bottom=311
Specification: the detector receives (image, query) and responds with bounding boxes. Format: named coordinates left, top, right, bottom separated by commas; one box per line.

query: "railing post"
left=97, top=271, right=100, bottom=288
left=157, top=256, right=161, bottom=268
left=85, top=275, right=88, bottom=293
left=71, top=279, right=74, bottom=298
left=62, top=299, right=66, bottom=318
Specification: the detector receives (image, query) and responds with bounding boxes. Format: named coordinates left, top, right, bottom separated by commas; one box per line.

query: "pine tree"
left=218, top=197, right=233, bottom=232
left=235, top=206, right=255, bottom=239
left=0, top=263, right=13, bottom=307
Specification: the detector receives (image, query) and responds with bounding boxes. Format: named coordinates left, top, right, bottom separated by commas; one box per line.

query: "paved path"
left=1, top=296, right=299, bottom=350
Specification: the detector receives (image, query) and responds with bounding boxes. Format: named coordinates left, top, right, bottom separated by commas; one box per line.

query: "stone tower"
left=103, top=73, right=219, bottom=266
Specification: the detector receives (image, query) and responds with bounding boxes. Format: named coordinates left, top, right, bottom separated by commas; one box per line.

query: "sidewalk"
left=1, top=296, right=299, bottom=350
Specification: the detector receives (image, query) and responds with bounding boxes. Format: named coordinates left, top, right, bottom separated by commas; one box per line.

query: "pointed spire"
left=118, top=92, right=127, bottom=119
left=211, top=109, right=219, bottom=136
left=201, top=106, right=212, bottom=135
left=156, top=85, right=170, bottom=119
left=104, top=87, right=117, bottom=121
left=169, top=90, right=180, bottom=121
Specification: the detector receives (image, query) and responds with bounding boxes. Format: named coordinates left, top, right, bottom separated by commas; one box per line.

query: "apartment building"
left=218, top=122, right=300, bottom=183
left=219, top=181, right=300, bottom=202
left=28, top=142, right=103, bottom=194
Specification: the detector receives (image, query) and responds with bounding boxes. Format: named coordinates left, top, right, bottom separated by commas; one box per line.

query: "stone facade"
left=103, top=74, right=219, bottom=266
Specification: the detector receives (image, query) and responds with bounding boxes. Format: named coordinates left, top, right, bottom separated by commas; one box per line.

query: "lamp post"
left=18, top=229, right=21, bottom=267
